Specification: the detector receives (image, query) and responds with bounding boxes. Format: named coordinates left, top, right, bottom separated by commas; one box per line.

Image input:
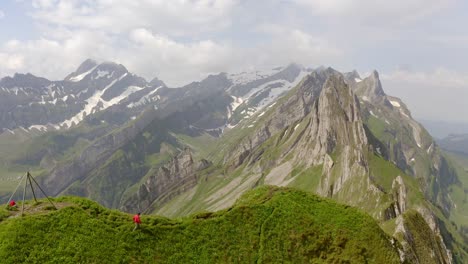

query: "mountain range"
left=0, top=59, right=467, bottom=263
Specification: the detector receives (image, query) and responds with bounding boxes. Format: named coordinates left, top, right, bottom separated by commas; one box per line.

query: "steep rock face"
left=223, top=71, right=374, bottom=208
left=224, top=68, right=338, bottom=169
left=353, top=70, right=389, bottom=106
left=384, top=176, right=408, bottom=220
left=348, top=72, right=459, bottom=262
left=41, top=108, right=158, bottom=195
left=312, top=75, right=368, bottom=196
left=121, top=148, right=210, bottom=213
left=392, top=176, right=407, bottom=216
left=296, top=73, right=367, bottom=164
left=351, top=71, right=458, bottom=214
left=209, top=70, right=459, bottom=262
left=394, top=210, right=453, bottom=264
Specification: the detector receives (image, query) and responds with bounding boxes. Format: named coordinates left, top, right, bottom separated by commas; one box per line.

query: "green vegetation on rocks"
left=0, top=186, right=400, bottom=263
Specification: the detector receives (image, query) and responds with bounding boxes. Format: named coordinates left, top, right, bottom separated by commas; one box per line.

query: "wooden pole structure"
left=6, top=173, right=27, bottom=207
left=28, top=173, right=57, bottom=210
left=27, top=172, right=38, bottom=203
left=21, top=174, right=28, bottom=216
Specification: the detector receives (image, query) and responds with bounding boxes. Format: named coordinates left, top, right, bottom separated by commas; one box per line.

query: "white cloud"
left=0, top=0, right=343, bottom=87
left=0, top=10, right=4, bottom=19
left=293, top=0, right=452, bottom=24
left=31, top=0, right=238, bottom=36
left=252, top=25, right=342, bottom=68
left=0, top=31, right=115, bottom=79
left=382, top=68, right=468, bottom=89
left=0, top=0, right=242, bottom=84
left=0, top=27, right=235, bottom=85
left=122, top=28, right=234, bottom=85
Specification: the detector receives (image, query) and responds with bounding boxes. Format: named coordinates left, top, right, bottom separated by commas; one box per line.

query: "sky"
left=0, top=0, right=467, bottom=123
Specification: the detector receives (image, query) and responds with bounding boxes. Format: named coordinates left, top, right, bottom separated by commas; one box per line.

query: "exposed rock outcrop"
left=224, top=68, right=339, bottom=170
left=395, top=209, right=453, bottom=264
left=41, top=107, right=158, bottom=195
left=392, top=175, right=407, bottom=216
left=224, top=71, right=371, bottom=201
left=353, top=70, right=390, bottom=106
left=121, top=148, right=205, bottom=213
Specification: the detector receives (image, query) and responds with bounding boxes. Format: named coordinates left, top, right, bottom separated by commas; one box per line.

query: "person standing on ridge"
left=133, top=212, right=141, bottom=231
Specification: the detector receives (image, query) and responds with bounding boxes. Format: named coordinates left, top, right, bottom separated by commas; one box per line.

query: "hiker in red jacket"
left=133, top=212, right=141, bottom=231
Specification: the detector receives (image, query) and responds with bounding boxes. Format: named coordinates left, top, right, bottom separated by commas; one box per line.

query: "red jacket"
left=133, top=214, right=141, bottom=224
left=9, top=200, right=16, bottom=207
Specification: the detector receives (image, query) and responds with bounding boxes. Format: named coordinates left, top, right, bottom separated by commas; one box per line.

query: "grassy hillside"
left=0, top=186, right=400, bottom=263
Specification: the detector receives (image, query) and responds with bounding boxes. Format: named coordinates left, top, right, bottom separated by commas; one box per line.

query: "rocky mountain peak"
left=343, top=70, right=361, bottom=81
left=298, top=67, right=341, bottom=98
left=354, top=69, right=387, bottom=104
left=270, top=62, right=302, bottom=72
left=0, top=72, right=51, bottom=88
left=98, top=61, right=128, bottom=72
left=315, top=74, right=368, bottom=154
left=72, top=59, right=98, bottom=76
left=149, top=77, right=166, bottom=88
left=65, top=59, right=130, bottom=82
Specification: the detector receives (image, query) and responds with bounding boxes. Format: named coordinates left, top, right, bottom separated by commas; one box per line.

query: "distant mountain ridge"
left=419, top=120, right=468, bottom=139
left=0, top=60, right=309, bottom=135
left=0, top=59, right=158, bottom=132
left=438, top=133, right=468, bottom=155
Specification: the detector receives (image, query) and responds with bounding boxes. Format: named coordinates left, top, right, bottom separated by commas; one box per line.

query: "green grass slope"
left=0, top=186, right=400, bottom=263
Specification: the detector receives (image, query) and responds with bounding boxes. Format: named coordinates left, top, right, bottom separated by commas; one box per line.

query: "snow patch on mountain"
left=427, top=143, right=434, bottom=154
left=29, top=125, right=47, bottom=131
left=230, top=96, right=243, bottom=112
left=94, top=70, right=112, bottom=80
left=69, top=65, right=98, bottom=82
left=2, top=129, right=15, bottom=135
left=127, top=86, right=162, bottom=108
left=105, top=85, right=144, bottom=106
left=61, top=73, right=128, bottom=128
left=390, top=100, right=401, bottom=108
left=243, top=70, right=308, bottom=112
left=228, top=68, right=282, bottom=86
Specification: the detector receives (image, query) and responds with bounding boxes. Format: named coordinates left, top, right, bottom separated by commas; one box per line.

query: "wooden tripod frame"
left=6, top=171, right=57, bottom=216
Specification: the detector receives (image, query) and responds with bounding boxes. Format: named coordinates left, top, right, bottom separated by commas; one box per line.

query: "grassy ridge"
left=0, top=186, right=399, bottom=263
